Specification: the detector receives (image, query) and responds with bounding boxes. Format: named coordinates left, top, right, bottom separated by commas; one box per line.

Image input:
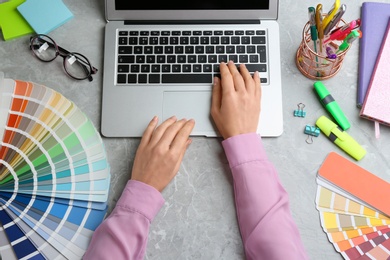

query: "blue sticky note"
left=17, top=0, right=74, bottom=34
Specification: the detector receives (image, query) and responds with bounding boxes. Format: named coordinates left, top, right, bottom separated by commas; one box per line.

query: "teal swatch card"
left=17, top=0, right=74, bottom=34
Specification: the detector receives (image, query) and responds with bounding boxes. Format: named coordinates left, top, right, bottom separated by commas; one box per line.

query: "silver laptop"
left=101, top=0, right=283, bottom=137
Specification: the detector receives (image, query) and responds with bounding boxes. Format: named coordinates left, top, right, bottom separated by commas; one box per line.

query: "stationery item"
left=315, top=116, right=366, bottom=161
left=101, top=0, right=283, bottom=138
left=324, top=19, right=357, bottom=44
left=0, top=0, right=34, bottom=41
left=304, top=125, right=320, bottom=144
left=315, top=4, right=324, bottom=53
left=357, top=2, right=390, bottom=108
left=293, top=103, right=306, bottom=117
left=313, top=81, right=350, bottom=130
left=322, top=0, right=341, bottom=31
left=304, top=125, right=320, bottom=137
left=308, top=7, right=318, bottom=53
left=326, top=46, right=337, bottom=59
left=329, top=18, right=361, bottom=35
left=17, top=0, right=73, bottom=34
left=323, top=4, right=346, bottom=36
left=296, top=4, right=354, bottom=81
left=0, top=73, right=110, bottom=259
left=318, top=152, right=390, bottom=217
left=337, top=30, right=361, bottom=53
left=360, top=18, right=390, bottom=139
left=315, top=152, right=390, bottom=259
left=309, top=7, right=321, bottom=77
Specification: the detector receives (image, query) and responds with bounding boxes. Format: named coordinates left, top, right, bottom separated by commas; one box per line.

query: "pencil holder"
left=295, top=19, right=351, bottom=80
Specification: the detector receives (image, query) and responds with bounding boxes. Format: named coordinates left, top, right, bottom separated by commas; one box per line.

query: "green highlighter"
left=313, top=81, right=350, bottom=130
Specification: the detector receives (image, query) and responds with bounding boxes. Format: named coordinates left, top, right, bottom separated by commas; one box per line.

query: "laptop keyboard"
left=116, top=29, right=269, bottom=85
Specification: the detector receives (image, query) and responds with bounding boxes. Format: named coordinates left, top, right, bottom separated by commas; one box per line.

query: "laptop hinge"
left=124, top=20, right=260, bottom=25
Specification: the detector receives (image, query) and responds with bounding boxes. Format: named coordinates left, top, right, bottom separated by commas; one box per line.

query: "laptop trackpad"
left=162, top=91, right=216, bottom=136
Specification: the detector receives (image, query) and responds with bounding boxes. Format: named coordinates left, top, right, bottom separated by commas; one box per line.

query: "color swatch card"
left=316, top=152, right=390, bottom=260
left=0, top=72, right=110, bottom=259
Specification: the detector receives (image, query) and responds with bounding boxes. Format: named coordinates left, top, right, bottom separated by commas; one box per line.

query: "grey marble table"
left=1, top=0, right=390, bottom=259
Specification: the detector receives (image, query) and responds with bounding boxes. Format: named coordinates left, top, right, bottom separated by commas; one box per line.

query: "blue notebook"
left=17, top=0, right=73, bottom=34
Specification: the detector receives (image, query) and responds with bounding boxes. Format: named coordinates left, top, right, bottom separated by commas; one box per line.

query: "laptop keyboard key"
left=239, top=55, right=248, bottom=63
left=228, top=55, right=238, bottom=63
left=117, top=74, right=127, bottom=83
left=139, top=74, right=147, bottom=83
left=149, top=74, right=160, bottom=83
left=118, top=65, right=129, bottom=73
left=128, top=74, right=137, bottom=83
left=258, top=46, right=267, bottom=63
left=245, top=64, right=267, bottom=73
left=162, top=74, right=212, bottom=83
left=152, top=65, right=160, bottom=72
left=252, top=36, right=266, bottom=44
left=249, top=55, right=259, bottom=63
left=172, top=65, right=181, bottom=72
left=183, top=65, right=191, bottom=72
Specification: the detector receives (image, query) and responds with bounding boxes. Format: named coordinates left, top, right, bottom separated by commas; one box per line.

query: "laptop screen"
left=106, top=0, right=278, bottom=21
left=115, top=1, right=269, bottom=10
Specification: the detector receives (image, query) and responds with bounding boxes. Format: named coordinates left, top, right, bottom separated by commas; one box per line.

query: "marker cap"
left=314, top=81, right=351, bottom=130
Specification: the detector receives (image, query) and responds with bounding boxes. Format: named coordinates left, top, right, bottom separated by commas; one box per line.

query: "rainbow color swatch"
left=316, top=153, right=390, bottom=260
left=0, top=73, right=110, bottom=259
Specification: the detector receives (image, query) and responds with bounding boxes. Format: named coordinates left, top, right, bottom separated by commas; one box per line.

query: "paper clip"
left=294, top=103, right=306, bottom=117
left=304, top=125, right=320, bottom=144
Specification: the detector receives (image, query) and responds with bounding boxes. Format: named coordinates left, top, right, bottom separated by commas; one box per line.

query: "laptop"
left=101, top=0, right=283, bottom=137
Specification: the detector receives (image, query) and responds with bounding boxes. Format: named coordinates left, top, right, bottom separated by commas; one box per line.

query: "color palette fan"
left=0, top=72, right=110, bottom=259
left=316, top=152, right=390, bottom=260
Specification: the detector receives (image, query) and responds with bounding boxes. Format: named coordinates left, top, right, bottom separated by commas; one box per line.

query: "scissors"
left=329, top=18, right=361, bottom=35
left=322, top=0, right=341, bottom=30
left=324, top=4, right=346, bottom=35
left=315, top=4, right=324, bottom=53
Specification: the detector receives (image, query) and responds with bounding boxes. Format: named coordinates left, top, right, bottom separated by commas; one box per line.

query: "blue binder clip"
left=294, top=103, right=306, bottom=117
left=304, top=125, right=320, bottom=144
left=304, top=125, right=320, bottom=136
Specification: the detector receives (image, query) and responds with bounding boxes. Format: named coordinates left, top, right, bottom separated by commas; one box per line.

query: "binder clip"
left=304, top=125, right=320, bottom=144
left=294, top=103, right=306, bottom=117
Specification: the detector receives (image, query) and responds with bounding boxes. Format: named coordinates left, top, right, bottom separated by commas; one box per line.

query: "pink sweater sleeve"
left=222, top=133, right=308, bottom=260
left=83, top=180, right=164, bottom=260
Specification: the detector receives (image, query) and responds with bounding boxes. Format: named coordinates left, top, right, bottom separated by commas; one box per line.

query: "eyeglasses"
left=29, top=34, right=98, bottom=81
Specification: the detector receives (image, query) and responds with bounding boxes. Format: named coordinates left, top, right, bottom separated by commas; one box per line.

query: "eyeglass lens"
left=31, top=35, right=57, bottom=62
left=65, top=54, right=92, bottom=80
left=31, top=35, right=94, bottom=81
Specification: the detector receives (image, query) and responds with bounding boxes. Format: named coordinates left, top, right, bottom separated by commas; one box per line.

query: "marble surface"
left=1, top=0, right=390, bottom=259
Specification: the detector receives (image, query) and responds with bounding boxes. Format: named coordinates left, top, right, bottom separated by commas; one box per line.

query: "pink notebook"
left=360, top=18, right=390, bottom=138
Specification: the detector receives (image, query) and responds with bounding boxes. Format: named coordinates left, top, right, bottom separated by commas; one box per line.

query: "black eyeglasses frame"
left=29, top=34, right=98, bottom=82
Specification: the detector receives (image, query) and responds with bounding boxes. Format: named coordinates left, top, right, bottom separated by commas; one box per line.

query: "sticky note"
left=17, top=0, right=74, bottom=34
left=0, top=0, right=34, bottom=41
